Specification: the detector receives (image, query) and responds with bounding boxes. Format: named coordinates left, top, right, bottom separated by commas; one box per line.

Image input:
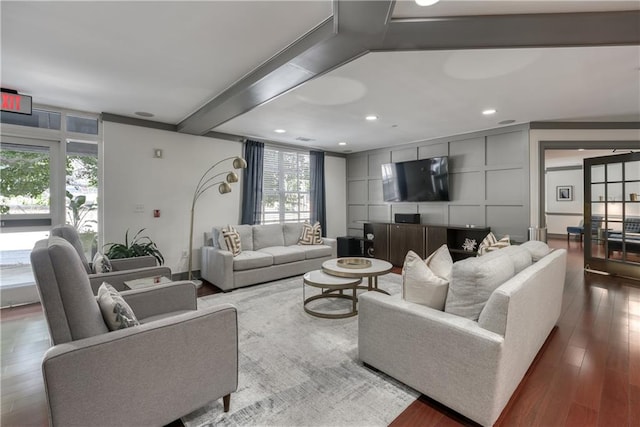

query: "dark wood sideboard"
left=363, top=223, right=491, bottom=266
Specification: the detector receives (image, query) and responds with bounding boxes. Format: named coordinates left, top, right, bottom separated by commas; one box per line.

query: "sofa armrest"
left=109, top=255, right=157, bottom=270
left=323, top=237, right=337, bottom=257
left=358, top=292, right=503, bottom=426
left=201, top=246, right=234, bottom=290
left=88, top=266, right=172, bottom=294
left=42, top=304, right=238, bottom=427
left=121, top=281, right=197, bottom=319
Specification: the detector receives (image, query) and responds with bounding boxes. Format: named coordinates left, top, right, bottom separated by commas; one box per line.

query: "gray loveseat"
left=359, top=242, right=567, bottom=426
left=201, top=223, right=337, bottom=291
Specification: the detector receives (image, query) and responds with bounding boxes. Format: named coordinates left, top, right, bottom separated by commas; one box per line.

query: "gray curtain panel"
left=241, top=140, right=264, bottom=225
left=310, top=150, right=326, bottom=236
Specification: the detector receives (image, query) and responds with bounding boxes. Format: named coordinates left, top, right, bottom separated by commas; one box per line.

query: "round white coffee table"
left=303, top=270, right=362, bottom=319
left=321, top=257, right=393, bottom=295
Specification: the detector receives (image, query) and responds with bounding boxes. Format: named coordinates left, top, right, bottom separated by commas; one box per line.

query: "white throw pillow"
left=97, top=282, right=140, bottom=331
left=402, top=250, right=449, bottom=310
left=478, top=232, right=510, bottom=255
left=520, top=240, right=552, bottom=261
left=425, top=244, right=453, bottom=281
left=92, top=252, right=112, bottom=274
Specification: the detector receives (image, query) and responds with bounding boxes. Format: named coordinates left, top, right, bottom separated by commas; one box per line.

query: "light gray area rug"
left=182, top=273, right=418, bottom=427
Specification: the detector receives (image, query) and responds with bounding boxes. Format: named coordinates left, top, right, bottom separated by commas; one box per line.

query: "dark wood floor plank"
left=565, top=402, right=598, bottom=427
left=630, top=384, right=640, bottom=427
left=597, top=368, right=629, bottom=427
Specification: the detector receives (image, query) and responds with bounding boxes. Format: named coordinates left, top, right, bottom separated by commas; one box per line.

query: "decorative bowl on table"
left=337, top=258, right=372, bottom=269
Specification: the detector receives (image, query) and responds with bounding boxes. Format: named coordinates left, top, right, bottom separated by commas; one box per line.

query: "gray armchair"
left=31, top=236, right=238, bottom=427
left=50, top=225, right=172, bottom=293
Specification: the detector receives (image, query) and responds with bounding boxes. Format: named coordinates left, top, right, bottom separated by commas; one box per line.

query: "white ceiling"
left=0, top=1, right=333, bottom=123
left=217, top=45, right=640, bottom=152
left=1, top=1, right=639, bottom=153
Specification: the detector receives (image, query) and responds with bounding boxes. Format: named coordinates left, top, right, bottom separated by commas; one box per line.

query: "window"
left=261, top=147, right=310, bottom=224
left=1, top=106, right=100, bottom=306
left=0, top=108, right=61, bottom=129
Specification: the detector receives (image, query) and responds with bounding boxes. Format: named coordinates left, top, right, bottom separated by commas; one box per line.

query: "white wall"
left=325, top=155, right=347, bottom=238
left=102, top=122, right=243, bottom=274
left=102, top=121, right=348, bottom=274
left=545, top=168, right=583, bottom=234
left=529, top=128, right=640, bottom=227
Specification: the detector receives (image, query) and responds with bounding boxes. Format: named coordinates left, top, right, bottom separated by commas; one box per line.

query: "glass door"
left=0, top=137, right=61, bottom=306
left=584, top=152, right=640, bottom=279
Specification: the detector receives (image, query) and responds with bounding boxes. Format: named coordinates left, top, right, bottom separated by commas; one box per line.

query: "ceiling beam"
left=177, top=0, right=395, bottom=136
left=380, top=11, right=640, bottom=50
left=177, top=3, right=640, bottom=136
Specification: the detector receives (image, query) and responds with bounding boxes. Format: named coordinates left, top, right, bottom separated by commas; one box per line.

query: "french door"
left=0, top=136, right=62, bottom=306
left=584, top=152, right=640, bottom=279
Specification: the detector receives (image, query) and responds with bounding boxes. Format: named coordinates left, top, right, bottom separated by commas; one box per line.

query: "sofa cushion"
left=97, top=282, right=140, bottom=330
left=445, top=251, right=516, bottom=320
left=221, top=226, right=242, bottom=256
left=424, top=244, right=453, bottom=281
left=520, top=240, right=551, bottom=261
left=500, top=245, right=532, bottom=273
left=299, top=244, right=333, bottom=259
left=215, top=224, right=253, bottom=251
left=283, top=223, right=304, bottom=246
left=298, top=221, right=323, bottom=245
left=253, top=224, right=285, bottom=250
left=259, top=246, right=306, bottom=265
left=402, top=250, right=449, bottom=310
left=232, top=250, right=273, bottom=271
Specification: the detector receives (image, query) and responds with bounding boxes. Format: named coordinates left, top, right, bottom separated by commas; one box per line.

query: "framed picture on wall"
left=557, top=185, right=573, bottom=201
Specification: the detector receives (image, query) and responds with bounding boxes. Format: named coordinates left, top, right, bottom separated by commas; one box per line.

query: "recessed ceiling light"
left=482, top=109, right=497, bottom=115
left=274, top=129, right=286, bottom=133
left=365, top=115, right=378, bottom=121
left=135, top=111, right=154, bottom=118
left=415, top=0, right=440, bottom=6
left=498, top=119, right=515, bottom=125
left=578, top=149, right=585, bottom=152
left=338, top=142, right=347, bottom=146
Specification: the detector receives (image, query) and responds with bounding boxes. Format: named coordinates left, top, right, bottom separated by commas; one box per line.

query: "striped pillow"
left=298, top=221, right=323, bottom=245
left=222, top=225, right=242, bottom=256
left=478, top=232, right=510, bottom=255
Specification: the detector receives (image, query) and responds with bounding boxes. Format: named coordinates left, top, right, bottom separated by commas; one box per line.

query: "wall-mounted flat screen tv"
left=381, top=156, right=450, bottom=202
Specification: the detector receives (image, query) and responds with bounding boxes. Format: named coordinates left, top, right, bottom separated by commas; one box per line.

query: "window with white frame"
left=261, top=147, right=310, bottom=224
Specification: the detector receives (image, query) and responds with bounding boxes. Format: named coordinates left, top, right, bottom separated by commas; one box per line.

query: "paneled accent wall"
left=346, top=124, right=531, bottom=243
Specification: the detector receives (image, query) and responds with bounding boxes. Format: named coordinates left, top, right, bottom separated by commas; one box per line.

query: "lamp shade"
left=226, top=172, right=239, bottom=183
left=218, top=182, right=232, bottom=194
left=233, top=157, right=247, bottom=169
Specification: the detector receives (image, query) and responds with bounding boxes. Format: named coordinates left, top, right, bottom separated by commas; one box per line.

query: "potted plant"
left=104, top=228, right=164, bottom=265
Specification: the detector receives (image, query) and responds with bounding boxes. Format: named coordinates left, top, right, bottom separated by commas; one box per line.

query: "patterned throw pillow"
left=222, top=225, right=242, bottom=256
left=477, top=232, right=510, bottom=255
left=92, top=252, right=112, bottom=274
left=97, top=282, right=140, bottom=331
left=298, top=221, right=323, bottom=245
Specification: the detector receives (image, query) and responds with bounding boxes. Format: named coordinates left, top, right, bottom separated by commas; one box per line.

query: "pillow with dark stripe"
left=478, top=232, right=510, bottom=255
left=222, top=225, right=242, bottom=256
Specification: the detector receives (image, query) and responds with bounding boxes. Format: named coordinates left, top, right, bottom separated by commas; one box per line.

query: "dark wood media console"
left=363, top=222, right=491, bottom=266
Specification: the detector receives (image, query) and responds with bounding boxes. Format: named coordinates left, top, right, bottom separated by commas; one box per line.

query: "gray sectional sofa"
left=358, top=242, right=567, bottom=426
left=201, top=223, right=337, bottom=291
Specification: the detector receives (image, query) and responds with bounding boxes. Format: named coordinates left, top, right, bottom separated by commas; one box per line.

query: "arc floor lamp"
left=188, top=156, right=247, bottom=285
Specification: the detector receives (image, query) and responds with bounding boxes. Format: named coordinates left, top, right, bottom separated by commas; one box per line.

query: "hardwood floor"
left=1, top=238, right=638, bottom=426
